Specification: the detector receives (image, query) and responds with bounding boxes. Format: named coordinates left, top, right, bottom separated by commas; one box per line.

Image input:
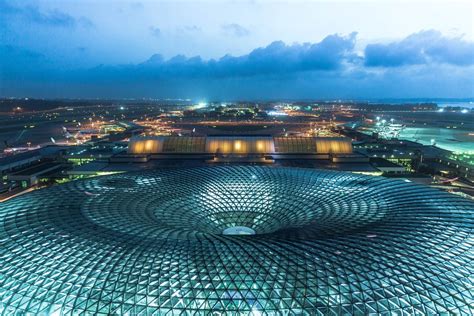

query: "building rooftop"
left=1, top=166, right=472, bottom=314
left=9, top=162, right=63, bottom=177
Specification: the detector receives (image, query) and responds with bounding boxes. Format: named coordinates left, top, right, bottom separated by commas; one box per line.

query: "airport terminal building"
left=127, top=135, right=353, bottom=155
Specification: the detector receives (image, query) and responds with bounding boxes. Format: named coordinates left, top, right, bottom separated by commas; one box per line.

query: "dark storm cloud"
left=0, top=0, right=93, bottom=28
left=365, top=30, right=474, bottom=67
left=222, top=23, right=250, bottom=37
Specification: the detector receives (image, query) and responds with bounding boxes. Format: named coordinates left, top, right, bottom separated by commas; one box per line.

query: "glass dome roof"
left=1, top=166, right=473, bottom=314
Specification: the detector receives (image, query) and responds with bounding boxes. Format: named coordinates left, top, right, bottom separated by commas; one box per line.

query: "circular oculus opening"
left=222, top=226, right=256, bottom=235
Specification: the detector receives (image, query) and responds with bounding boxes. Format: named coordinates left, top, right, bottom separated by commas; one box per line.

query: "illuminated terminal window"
left=315, top=138, right=353, bottom=154
left=206, top=136, right=274, bottom=154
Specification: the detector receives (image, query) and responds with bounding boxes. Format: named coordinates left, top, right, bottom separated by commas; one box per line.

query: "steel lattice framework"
left=1, top=166, right=473, bottom=315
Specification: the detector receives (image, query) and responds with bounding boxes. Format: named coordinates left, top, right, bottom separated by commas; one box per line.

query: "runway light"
left=461, top=109, right=468, bottom=114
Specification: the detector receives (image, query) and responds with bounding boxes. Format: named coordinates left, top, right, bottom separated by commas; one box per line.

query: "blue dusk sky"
left=0, top=0, right=473, bottom=100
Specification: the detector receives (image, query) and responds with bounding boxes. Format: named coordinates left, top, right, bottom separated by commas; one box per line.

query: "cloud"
left=176, top=25, right=201, bottom=35
left=1, top=30, right=473, bottom=99
left=149, top=26, right=161, bottom=38
left=222, top=23, right=250, bottom=37
left=0, top=0, right=93, bottom=28
left=184, top=25, right=201, bottom=32
left=133, top=32, right=357, bottom=78
left=365, top=30, right=474, bottom=67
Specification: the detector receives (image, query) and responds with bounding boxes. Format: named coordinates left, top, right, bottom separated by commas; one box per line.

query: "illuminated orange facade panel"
left=128, top=137, right=163, bottom=154
left=205, top=137, right=274, bottom=154
left=315, top=138, right=353, bottom=154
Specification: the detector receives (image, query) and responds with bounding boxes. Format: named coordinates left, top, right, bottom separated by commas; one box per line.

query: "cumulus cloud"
left=365, top=30, right=474, bottom=67
left=0, top=0, right=93, bottom=28
left=131, top=32, right=357, bottom=78
left=149, top=26, right=161, bottom=38
left=177, top=25, right=201, bottom=34
left=222, top=23, right=250, bottom=37
left=1, top=30, right=473, bottom=98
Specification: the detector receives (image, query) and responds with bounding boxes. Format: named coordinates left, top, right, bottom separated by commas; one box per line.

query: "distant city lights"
left=267, top=111, right=288, bottom=116
left=190, top=102, right=208, bottom=110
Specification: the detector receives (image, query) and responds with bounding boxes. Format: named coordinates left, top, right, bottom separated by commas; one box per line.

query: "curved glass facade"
left=1, top=166, right=473, bottom=314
